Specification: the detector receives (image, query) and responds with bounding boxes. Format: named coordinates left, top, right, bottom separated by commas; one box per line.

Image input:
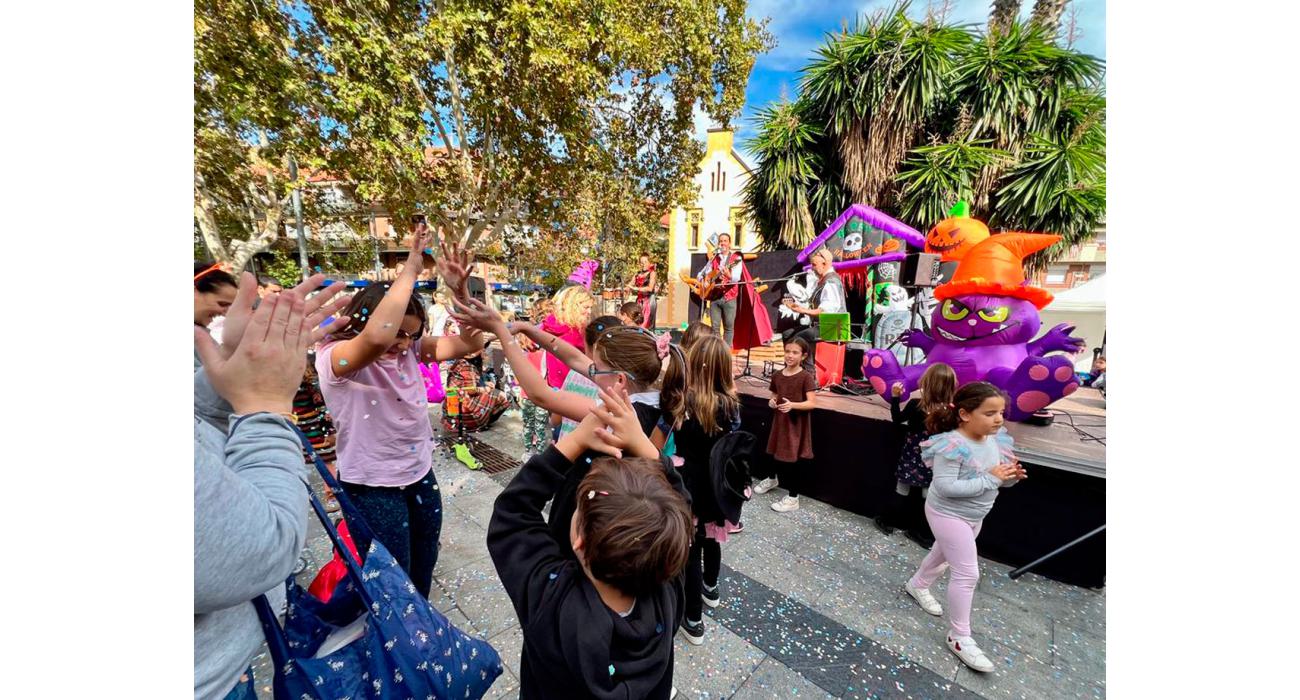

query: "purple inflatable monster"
left=862, top=233, right=1085, bottom=421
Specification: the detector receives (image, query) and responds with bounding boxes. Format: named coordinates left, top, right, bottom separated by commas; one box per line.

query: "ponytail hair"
left=658, top=343, right=687, bottom=429
left=925, top=381, right=1005, bottom=435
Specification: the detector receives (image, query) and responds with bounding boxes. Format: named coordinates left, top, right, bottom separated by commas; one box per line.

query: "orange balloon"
left=925, top=201, right=990, bottom=262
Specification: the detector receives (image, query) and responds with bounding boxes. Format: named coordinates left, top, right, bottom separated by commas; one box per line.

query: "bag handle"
left=253, top=484, right=377, bottom=695
left=254, top=425, right=383, bottom=678
left=290, top=425, right=374, bottom=558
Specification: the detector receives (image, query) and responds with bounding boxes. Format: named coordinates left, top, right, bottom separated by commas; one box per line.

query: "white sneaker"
left=904, top=581, right=943, bottom=616
left=947, top=634, right=995, bottom=673
left=752, top=477, right=779, bottom=494
left=670, top=688, right=678, bottom=700
left=770, top=495, right=800, bottom=512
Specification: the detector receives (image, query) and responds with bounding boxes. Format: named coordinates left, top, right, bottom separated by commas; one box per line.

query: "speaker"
left=899, top=252, right=943, bottom=288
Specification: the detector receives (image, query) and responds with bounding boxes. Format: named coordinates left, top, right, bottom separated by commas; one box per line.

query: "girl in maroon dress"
left=758, top=337, right=818, bottom=513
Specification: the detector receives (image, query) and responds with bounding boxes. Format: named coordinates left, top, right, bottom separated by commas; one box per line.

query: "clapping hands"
left=989, top=462, right=1028, bottom=484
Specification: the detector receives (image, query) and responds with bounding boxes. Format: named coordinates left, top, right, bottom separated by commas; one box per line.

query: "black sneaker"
left=702, top=583, right=720, bottom=609
left=872, top=515, right=896, bottom=535
left=680, top=618, right=705, bottom=645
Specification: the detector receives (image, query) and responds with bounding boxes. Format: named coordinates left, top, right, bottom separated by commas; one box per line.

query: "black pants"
left=776, top=458, right=806, bottom=498
left=684, top=520, right=722, bottom=622
left=341, top=470, right=443, bottom=599
left=785, top=326, right=819, bottom=372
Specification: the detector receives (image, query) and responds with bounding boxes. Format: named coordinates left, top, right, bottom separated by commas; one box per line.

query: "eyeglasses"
left=587, top=365, right=637, bottom=382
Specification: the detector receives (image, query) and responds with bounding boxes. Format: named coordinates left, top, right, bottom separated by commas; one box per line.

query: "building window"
left=1045, top=271, right=1066, bottom=285
left=734, top=223, right=743, bottom=248
left=690, top=224, right=700, bottom=249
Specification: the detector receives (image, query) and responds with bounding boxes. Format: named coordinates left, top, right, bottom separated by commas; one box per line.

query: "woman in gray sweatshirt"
left=193, top=274, right=349, bottom=700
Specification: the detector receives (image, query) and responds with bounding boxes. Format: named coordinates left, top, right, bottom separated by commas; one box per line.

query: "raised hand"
left=221, top=272, right=352, bottom=357
left=405, top=222, right=436, bottom=271
left=435, top=233, right=475, bottom=298
left=592, top=386, right=657, bottom=459
left=215, top=272, right=261, bottom=359
left=195, top=293, right=311, bottom=415
left=557, top=413, right=623, bottom=460
left=449, top=297, right=507, bottom=335
left=890, top=382, right=904, bottom=398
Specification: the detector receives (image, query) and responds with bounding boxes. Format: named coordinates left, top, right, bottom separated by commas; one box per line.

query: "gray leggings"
left=708, top=298, right=738, bottom=346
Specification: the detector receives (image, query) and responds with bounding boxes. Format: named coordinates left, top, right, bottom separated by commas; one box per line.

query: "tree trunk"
left=837, top=120, right=870, bottom=204
left=988, top=0, right=1023, bottom=35
left=1030, top=0, right=1068, bottom=39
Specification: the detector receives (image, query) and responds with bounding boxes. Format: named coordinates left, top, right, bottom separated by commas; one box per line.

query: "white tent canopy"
left=1048, top=275, right=1106, bottom=311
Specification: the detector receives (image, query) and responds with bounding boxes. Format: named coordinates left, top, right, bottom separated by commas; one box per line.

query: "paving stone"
left=487, top=624, right=524, bottom=681
left=951, top=634, right=1105, bottom=700
left=730, top=657, right=835, bottom=699
left=670, top=621, right=767, bottom=699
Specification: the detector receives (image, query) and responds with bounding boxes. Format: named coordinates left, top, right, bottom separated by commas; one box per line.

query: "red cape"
left=730, top=263, right=774, bottom=350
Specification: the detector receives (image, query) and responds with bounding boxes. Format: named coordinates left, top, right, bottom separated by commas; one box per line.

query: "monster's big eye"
left=977, top=306, right=1009, bottom=323
left=941, top=299, right=969, bottom=321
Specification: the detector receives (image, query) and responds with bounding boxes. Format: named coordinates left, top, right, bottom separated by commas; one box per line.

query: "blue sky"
left=720, top=0, right=1107, bottom=164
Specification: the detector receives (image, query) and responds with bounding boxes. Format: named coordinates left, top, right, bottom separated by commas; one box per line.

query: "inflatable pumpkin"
left=925, top=201, right=990, bottom=262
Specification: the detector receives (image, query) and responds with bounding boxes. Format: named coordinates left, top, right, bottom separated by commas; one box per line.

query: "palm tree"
left=992, top=87, right=1105, bottom=267
left=744, top=3, right=1106, bottom=261
left=1030, top=0, right=1069, bottom=38
left=801, top=7, right=970, bottom=208
left=742, top=99, right=823, bottom=249
left=989, top=0, right=1023, bottom=35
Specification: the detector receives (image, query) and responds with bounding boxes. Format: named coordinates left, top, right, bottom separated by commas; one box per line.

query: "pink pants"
left=909, top=503, right=983, bottom=638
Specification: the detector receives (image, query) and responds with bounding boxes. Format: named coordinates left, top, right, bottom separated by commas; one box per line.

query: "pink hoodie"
left=540, top=313, right=585, bottom=389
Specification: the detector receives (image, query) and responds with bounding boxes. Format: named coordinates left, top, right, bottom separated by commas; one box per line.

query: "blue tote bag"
left=253, top=428, right=504, bottom=699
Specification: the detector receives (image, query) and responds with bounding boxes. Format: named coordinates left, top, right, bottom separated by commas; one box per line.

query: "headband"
left=193, top=262, right=225, bottom=283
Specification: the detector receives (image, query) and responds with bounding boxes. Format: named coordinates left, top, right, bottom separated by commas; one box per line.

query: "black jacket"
left=487, top=446, right=682, bottom=700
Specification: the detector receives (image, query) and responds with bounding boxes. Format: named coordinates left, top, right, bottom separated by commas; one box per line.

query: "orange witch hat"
left=933, top=233, right=1060, bottom=309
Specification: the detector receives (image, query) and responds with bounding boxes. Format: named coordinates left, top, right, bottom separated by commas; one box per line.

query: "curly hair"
left=551, top=285, right=595, bottom=328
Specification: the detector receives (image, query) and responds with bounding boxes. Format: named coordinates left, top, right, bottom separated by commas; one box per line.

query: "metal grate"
left=448, top=435, right=522, bottom=475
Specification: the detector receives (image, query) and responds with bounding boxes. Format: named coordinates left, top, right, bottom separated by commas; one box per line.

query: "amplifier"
left=899, top=253, right=943, bottom=288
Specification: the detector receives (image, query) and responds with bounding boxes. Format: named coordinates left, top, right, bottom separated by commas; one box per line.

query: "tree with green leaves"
left=745, top=3, right=1104, bottom=267
left=194, top=0, right=322, bottom=273
left=196, top=0, right=771, bottom=282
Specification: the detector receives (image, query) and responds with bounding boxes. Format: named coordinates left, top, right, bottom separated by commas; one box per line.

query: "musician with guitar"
left=693, top=233, right=744, bottom=346
left=782, top=245, right=846, bottom=371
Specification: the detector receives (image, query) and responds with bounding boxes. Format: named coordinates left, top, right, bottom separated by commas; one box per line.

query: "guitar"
left=681, top=252, right=756, bottom=302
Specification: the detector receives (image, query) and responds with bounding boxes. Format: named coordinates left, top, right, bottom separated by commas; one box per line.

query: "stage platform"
left=731, top=356, right=1107, bottom=588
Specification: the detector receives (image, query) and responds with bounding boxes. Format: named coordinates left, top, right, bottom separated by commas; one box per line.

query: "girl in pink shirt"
left=315, top=226, right=482, bottom=597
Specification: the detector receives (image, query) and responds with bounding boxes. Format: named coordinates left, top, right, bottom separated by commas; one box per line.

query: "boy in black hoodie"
left=487, top=390, right=693, bottom=700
